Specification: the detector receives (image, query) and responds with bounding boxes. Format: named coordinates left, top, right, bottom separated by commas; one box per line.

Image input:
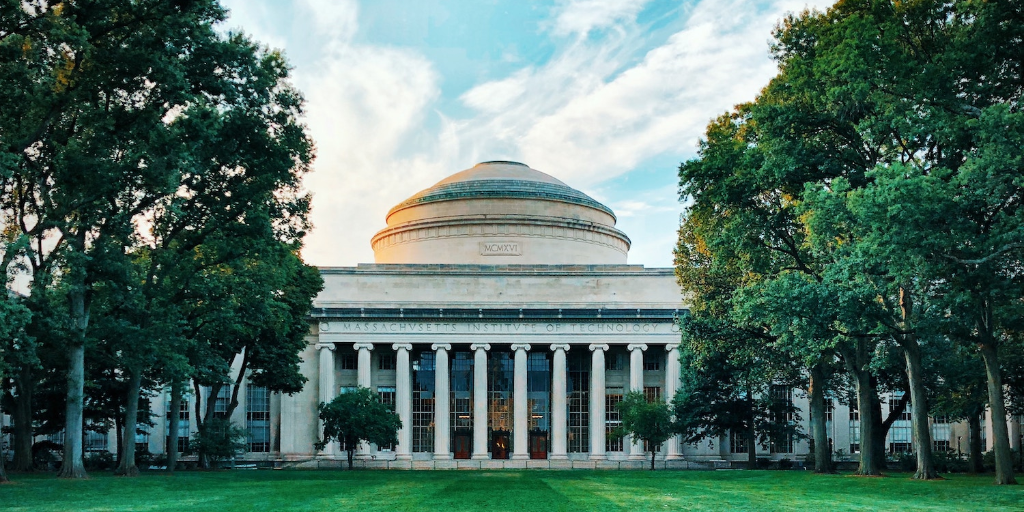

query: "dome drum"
left=372, top=161, right=631, bottom=265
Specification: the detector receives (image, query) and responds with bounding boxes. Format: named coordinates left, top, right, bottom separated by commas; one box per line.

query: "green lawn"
left=2, top=470, right=1022, bottom=511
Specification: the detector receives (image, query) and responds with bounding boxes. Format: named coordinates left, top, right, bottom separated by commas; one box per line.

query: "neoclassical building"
left=291, top=161, right=694, bottom=467
left=9, top=161, right=1016, bottom=468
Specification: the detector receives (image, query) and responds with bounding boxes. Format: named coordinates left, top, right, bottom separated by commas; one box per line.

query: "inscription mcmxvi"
left=480, top=241, right=522, bottom=256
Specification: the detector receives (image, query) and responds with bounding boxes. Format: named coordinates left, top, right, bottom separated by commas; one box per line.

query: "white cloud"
left=224, top=0, right=828, bottom=267
left=551, top=0, right=650, bottom=37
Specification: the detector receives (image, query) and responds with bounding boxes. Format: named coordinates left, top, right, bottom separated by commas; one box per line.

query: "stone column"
left=432, top=343, right=452, bottom=460
left=627, top=343, right=648, bottom=460
left=589, top=344, right=608, bottom=460
left=471, top=343, right=491, bottom=459
left=354, top=342, right=375, bottom=458
left=549, top=344, right=570, bottom=460
left=393, top=343, right=413, bottom=460
left=317, top=343, right=336, bottom=455
left=511, top=343, right=531, bottom=460
left=664, top=344, right=683, bottom=460
left=355, top=342, right=374, bottom=388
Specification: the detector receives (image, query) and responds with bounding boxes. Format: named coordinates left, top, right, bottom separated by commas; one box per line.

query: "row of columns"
left=316, top=341, right=682, bottom=460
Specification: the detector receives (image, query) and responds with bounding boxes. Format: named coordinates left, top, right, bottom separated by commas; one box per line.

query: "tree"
left=613, top=391, right=675, bottom=470
left=0, top=294, right=31, bottom=483
left=2, top=0, right=317, bottom=478
left=0, top=0, right=246, bottom=479
left=316, top=387, right=401, bottom=470
left=679, top=0, right=1022, bottom=483
left=189, top=418, right=246, bottom=468
left=672, top=324, right=802, bottom=470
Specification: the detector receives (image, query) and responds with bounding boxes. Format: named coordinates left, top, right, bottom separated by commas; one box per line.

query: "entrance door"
left=491, top=430, right=510, bottom=459
left=453, top=431, right=471, bottom=459
left=529, top=431, right=548, bottom=459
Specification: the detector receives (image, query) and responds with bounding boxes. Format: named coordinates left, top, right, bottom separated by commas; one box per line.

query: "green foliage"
left=1, top=0, right=318, bottom=478
left=677, top=0, right=1024, bottom=482
left=317, top=387, right=401, bottom=469
left=613, top=391, right=675, bottom=469
left=83, top=452, right=116, bottom=472
left=932, top=450, right=969, bottom=474
left=189, top=418, right=247, bottom=467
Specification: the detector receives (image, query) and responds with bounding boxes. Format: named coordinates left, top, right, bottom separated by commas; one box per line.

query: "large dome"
left=371, top=161, right=631, bottom=264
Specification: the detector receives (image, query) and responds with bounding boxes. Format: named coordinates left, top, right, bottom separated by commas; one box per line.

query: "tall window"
left=605, top=349, right=625, bottom=371
left=605, top=388, right=624, bottom=451
left=246, top=385, right=271, bottom=453
left=378, top=352, right=396, bottom=371
left=84, top=428, right=108, bottom=452
left=378, top=386, right=397, bottom=450
left=888, top=392, right=912, bottom=453
left=729, top=430, right=748, bottom=453
left=769, top=386, right=794, bottom=454
left=566, top=351, right=589, bottom=453
left=643, top=386, right=661, bottom=403
left=136, top=400, right=151, bottom=453
left=135, top=427, right=150, bottom=454
left=338, top=352, right=357, bottom=370
left=450, top=351, right=474, bottom=447
left=824, top=399, right=835, bottom=454
left=213, top=386, right=230, bottom=419
left=849, top=400, right=860, bottom=454
left=931, top=416, right=951, bottom=452
left=378, top=386, right=396, bottom=409
left=167, top=397, right=190, bottom=453
left=411, top=351, right=435, bottom=453
left=642, top=351, right=661, bottom=371
left=527, top=352, right=550, bottom=432
left=488, top=352, right=514, bottom=434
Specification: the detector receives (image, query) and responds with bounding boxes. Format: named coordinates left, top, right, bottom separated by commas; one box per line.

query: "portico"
left=285, top=161, right=689, bottom=468
left=310, top=304, right=682, bottom=463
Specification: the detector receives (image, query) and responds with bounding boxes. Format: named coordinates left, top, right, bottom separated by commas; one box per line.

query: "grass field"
left=2, top=469, right=1022, bottom=511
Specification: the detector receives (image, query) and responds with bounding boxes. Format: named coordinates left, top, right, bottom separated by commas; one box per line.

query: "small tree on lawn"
left=614, top=391, right=676, bottom=470
left=316, top=387, right=401, bottom=469
left=190, top=418, right=247, bottom=469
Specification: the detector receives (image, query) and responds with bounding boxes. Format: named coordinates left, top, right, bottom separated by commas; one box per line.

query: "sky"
left=219, top=0, right=828, bottom=268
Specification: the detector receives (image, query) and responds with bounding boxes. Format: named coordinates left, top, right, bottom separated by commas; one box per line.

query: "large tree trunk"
left=197, top=381, right=225, bottom=469
left=871, top=384, right=888, bottom=471
left=347, top=448, right=354, bottom=470
left=12, top=370, right=34, bottom=471
left=898, top=287, right=938, bottom=479
left=58, top=234, right=89, bottom=479
left=979, top=341, right=1017, bottom=484
left=902, top=342, right=937, bottom=479
left=968, top=413, right=984, bottom=474
left=57, top=341, right=87, bottom=478
left=166, top=383, right=182, bottom=473
left=809, top=363, right=833, bottom=473
left=841, top=340, right=882, bottom=476
left=115, top=368, right=143, bottom=477
left=0, top=437, right=8, bottom=483
left=854, top=369, right=882, bottom=475
left=650, top=448, right=656, bottom=471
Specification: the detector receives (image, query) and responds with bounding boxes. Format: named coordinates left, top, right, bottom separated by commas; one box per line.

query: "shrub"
left=932, top=450, right=967, bottom=473
left=83, top=451, right=115, bottom=471
left=889, top=451, right=916, bottom=472
left=190, top=418, right=247, bottom=467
